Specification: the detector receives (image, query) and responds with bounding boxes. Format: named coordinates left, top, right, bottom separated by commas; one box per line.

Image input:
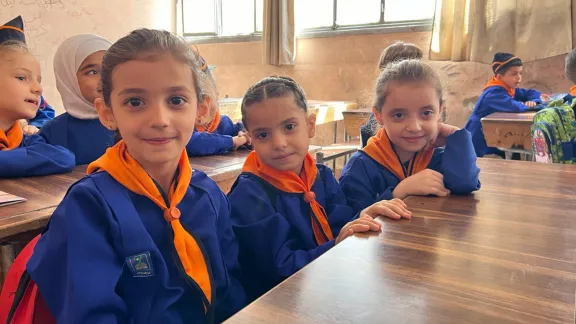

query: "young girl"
left=39, top=34, right=114, bottom=165
left=27, top=29, right=245, bottom=323
left=227, top=76, right=410, bottom=301
left=186, top=55, right=249, bottom=156
left=340, top=60, right=481, bottom=214
left=361, top=41, right=424, bottom=147
left=0, top=40, right=75, bottom=177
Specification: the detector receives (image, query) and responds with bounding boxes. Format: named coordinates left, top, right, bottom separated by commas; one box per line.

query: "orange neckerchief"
left=0, top=122, right=23, bottom=150
left=87, top=141, right=212, bottom=311
left=363, top=128, right=434, bottom=180
left=483, top=76, right=515, bottom=97
left=197, top=111, right=221, bottom=133
left=242, top=151, right=334, bottom=245
left=570, top=85, right=576, bottom=96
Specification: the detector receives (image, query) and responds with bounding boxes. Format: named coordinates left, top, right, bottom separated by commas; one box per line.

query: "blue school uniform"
left=339, top=129, right=481, bottom=214
left=0, top=134, right=75, bottom=178
left=464, top=86, right=541, bottom=157
left=29, top=96, right=55, bottom=128
left=39, top=113, right=114, bottom=165
left=27, top=170, right=245, bottom=323
left=186, top=116, right=244, bottom=156
left=228, top=163, right=355, bottom=300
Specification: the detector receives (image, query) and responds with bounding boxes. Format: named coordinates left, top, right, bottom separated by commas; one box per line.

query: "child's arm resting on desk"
left=186, top=131, right=234, bottom=156
left=486, top=88, right=531, bottom=113
left=0, top=135, right=75, bottom=177
left=27, top=182, right=134, bottom=324
left=514, top=88, right=542, bottom=103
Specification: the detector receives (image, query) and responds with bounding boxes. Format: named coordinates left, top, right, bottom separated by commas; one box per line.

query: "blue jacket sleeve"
left=186, top=131, right=234, bottom=156
left=29, top=96, right=56, bottom=127
left=218, top=116, right=244, bottom=137
left=213, top=191, right=247, bottom=323
left=429, top=129, right=481, bottom=194
left=319, top=166, right=358, bottom=233
left=228, top=177, right=335, bottom=285
left=485, top=88, right=530, bottom=113
left=514, top=88, right=542, bottom=103
left=0, top=135, right=75, bottom=177
left=27, top=181, right=133, bottom=324
left=339, top=155, right=396, bottom=214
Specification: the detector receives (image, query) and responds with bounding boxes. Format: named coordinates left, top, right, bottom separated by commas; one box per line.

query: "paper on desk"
left=0, top=190, right=26, bottom=207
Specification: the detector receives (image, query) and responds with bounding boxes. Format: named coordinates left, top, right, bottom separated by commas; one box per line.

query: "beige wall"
left=198, top=32, right=572, bottom=128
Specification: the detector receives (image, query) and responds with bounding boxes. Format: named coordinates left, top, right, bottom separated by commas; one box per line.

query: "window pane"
left=384, top=0, right=435, bottom=22
left=256, top=0, right=263, bottom=31
left=183, top=0, right=216, bottom=34
left=336, top=0, right=380, bottom=26
left=222, top=0, right=255, bottom=36
left=295, top=0, right=333, bottom=30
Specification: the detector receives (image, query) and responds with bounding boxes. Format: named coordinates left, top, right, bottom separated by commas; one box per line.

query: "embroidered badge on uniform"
left=126, top=251, right=155, bottom=277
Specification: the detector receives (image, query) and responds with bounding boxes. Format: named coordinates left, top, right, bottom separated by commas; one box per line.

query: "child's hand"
left=427, top=123, right=460, bottom=148
left=22, top=125, right=39, bottom=135
left=524, top=101, right=537, bottom=108
left=541, top=94, right=551, bottom=102
left=360, top=198, right=411, bottom=220
left=232, top=135, right=248, bottom=150
left=238, top=130, right=252, bottom=146
left=392, top=169, right=450, bottom=200
left=335, top=215, right=382, bottom=245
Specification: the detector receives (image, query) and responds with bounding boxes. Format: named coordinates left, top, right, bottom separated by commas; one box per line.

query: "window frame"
left=184, top=0, right=433, bottom=44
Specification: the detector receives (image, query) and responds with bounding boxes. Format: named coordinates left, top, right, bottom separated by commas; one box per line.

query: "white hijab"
left=54, top=34, right=112, bottom=119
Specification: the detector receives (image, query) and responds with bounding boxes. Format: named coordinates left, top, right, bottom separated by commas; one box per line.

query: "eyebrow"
left=79, top=63, right=99, bottom=71
left=117, top=86, right=192, bottom=96
left=252, top=117, right=299, bottom=133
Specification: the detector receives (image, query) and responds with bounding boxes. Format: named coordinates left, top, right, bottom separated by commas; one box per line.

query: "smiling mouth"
left=142, top=137, right=176, bottom=145
left=402, top=136, right=425, bottom=143
left=24, top=99, right=39, bottom=106
left=273, top=153, right=294, bottom=160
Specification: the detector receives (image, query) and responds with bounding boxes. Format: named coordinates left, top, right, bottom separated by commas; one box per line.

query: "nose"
left=149, top=101, right=170, bottom=129
left=405, top=117, right=422, bottom=132
left=31, top=80, right=42, bottom=95
left=272, top=132, right=287, bottom=150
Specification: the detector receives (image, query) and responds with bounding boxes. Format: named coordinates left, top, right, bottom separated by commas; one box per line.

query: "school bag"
left=530, top=99, right=576, bottom=163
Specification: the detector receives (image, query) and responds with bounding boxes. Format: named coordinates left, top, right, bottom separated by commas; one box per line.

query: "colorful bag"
left=531, top=99, right=576, bottom=163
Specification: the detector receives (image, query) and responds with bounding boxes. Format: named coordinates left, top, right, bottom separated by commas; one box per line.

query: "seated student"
left=563, top=48, right=576, bottom=105
left=40, top=34, right=114, bottom=165
left=186, top=57, right=250, bottom=156
left=228, top=76, right=409, bottom=301
left=340, top=60, right=481, bottom=214
left=0, top=15, right=55, bottom=135
left=27, top=29, right=245, bottom=323
left=0, top=40, right=75, bottom=178
left=360, top=41, right=423, bottom=147
left=464, top=52, right=542, bottom=157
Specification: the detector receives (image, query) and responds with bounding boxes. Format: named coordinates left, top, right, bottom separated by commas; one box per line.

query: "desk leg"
left=505, top=151, right=513, bottom=160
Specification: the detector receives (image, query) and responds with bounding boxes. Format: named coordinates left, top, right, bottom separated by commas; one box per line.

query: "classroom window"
left=182, top=0, right=263, bottom=37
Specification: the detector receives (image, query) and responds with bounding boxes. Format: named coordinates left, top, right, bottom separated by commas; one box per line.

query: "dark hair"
left=496, top=60, right=522, bottom=76
left=240, top=76, right=307, bottom=129
left=566, top=49, right=576, bottom=84
left=378, top=41, right=423, bottom=71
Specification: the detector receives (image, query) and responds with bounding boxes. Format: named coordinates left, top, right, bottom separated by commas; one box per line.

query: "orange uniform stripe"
left=196, top=111, right=221, bottom=133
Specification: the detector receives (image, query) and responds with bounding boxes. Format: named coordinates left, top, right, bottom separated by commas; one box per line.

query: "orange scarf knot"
left=242, top=151, right=334, bottom=245
left=570, top=85, right=576, bottom=96
left=0, top=122, right=23, bottom=150
left=483, top=76, right=515, bottom=98
left=197, top=111, right=221, bottom=133
left=363, top=128, right=434, bottom=180
left=164, top=207, right=181, bottom=222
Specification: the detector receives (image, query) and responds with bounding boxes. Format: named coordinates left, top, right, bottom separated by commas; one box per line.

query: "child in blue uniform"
left=27, top=29, right=245, bottom=323
left=465, top=52, right=542, bottom=157
left=228, top=76, right=410, bottom=301
left=340, top=60, right=481, bottom=214
left=186, top=56, right=250, bottom=156
left=39, top=34, right=114, bottom=165
left=0, top=40, right=75, bottom=177
left=562, top=49, right=576, bottom=105
left=0, top=15, right=55, bottom=135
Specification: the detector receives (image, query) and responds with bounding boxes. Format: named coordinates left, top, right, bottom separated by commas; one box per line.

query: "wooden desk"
left=342, top=108, right=372, bottom=137
left=226, top=159, right=576, bottom=324
left=481, top=112, right=536, bottom=152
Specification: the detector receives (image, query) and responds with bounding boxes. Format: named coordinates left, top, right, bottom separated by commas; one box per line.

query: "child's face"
left=0, top=51, right=42, bottom=127
left=246, top=95, right=315, bottom=174
left=374, top=80, right=441, bottom=157
left=497, top=65, right=522, bottom=89
left=76, top=50, right=105, bottom=104
left=96, top=53, right=203, bottom=170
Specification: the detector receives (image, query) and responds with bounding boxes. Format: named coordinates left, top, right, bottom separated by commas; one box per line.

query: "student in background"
left=39, top=34, right=114, bottom=165
left=0, top=15, right=55, bottom=135
left=0, top=40, right=75, bottom=177
left=340, top=60, right=480, bottom=214
left=27, top=29, right=245, bottom=323
left=186, top=55, right=250, bottom=156
left=563, top=48, right=576, bottom=104
left=465, top=52, right=542, bottom=157
left=360, top=41, right=423, bottom=147
left=228, top=76, right=410, bottom=301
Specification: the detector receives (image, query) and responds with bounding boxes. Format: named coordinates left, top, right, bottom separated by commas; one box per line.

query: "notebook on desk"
left=0, top=190, right=26, bottom=207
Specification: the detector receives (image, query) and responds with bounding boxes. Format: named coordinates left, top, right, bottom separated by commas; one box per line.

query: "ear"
left=197, top=95, right=211, bottom=124
left=495, top=73, right=503, bottom=80
left=372, top=106, right=384, bottom=125
left=307, top=112, right=316, bottom=138
left=95, top=98, right=117, bottom=130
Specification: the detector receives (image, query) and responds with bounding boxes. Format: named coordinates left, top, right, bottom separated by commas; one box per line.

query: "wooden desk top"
left=226, top=159, right=576, bottom=324
left=482, top=111, right=537, bottom=122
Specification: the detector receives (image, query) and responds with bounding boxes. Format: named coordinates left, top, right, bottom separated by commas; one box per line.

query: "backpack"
left=530, top=99, right=576, bottom=163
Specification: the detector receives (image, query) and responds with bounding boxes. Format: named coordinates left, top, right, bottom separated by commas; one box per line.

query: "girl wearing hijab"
left=39, top=34, right=114, bottom=165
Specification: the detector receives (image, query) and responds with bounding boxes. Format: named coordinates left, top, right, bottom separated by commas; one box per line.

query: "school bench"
left=225, top=160, right=576, bottom=324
